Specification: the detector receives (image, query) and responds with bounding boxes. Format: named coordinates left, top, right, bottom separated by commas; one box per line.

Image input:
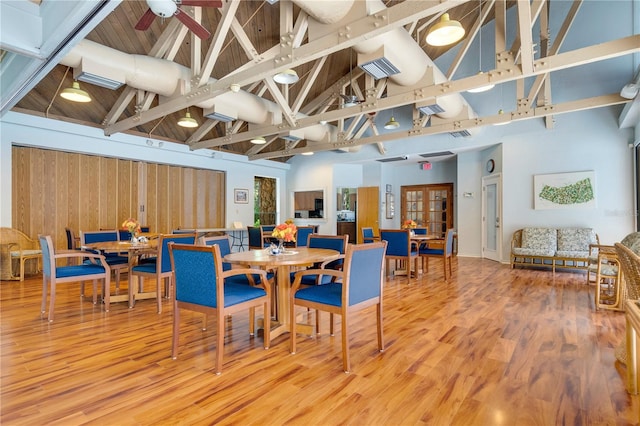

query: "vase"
left=131, top=235, right=139, bottom=244
left=270, top=239, right=285, bottom=255
left=410, top=230, right=415, bottom=236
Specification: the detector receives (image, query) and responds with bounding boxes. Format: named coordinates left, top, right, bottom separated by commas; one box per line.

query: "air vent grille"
left=450, top=130, right=471, bottom=138
left=418, top=103, right=445, bottom=115
left=419, top=151, right=454, bottom=158
left=76, top=72, right=123, bottom=90
left=204, top=112, right=235, bottom=122
left=359, top=57, right=400, bottom=80
left=281, top=135, right=302, bottom=142
left=376, top=156, right=408, bottom=163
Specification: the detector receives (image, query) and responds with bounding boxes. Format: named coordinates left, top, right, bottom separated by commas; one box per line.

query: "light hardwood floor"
left=2, top=257, right=639, bottom=425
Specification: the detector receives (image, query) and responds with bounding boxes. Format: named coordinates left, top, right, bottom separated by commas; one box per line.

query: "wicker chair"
left=0, top=227, right=42, bottom=281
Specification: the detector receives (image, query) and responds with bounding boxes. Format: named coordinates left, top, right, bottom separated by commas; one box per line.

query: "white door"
left=482, top=174, right=502, bottom=262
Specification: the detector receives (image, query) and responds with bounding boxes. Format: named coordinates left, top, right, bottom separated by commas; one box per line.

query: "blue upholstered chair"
left=362, top=227, right=378, bottom=244
left=379, top=229, right=419, bottom=277
left=290, top=234, right=349, bottom=286
left=247, top=226, right=268, bottom=250
left=129, top=233, right=196, bottom=313
left=419, top=228, right=455, bottom=281
left=260, top=225, right=276, bottom=246
left=290, top=241, right=387, bottom=372
left=413, top=227, right=427, bottom=235
left=201, top=235, right=275, bottom=287
left=168, top=243, right=271, bottom=374
left=81, top=230, right=129, bottom=291
left=39, top=235, right=111, bottom=322
left=294, top=226, right=315, bottom=247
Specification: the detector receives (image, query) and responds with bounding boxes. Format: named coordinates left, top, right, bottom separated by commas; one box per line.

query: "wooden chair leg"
left=48, top=281, right=57, bottom=322
left=156, top=275, right=162, bottom=314
left=249, top=307, right=255, bottom=335
left=215, top=311, right=224, bottom=375
left=41, top=276, right=48, bottom=316
left=263, top=300, right=270, bottom=349
left=377, top=303, right=384, bottom=352
left=341, top=313, right=350, bottom=373
left=172, top=302, right=180, bottom=359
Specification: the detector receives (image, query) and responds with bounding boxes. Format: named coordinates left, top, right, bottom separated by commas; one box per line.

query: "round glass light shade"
left=177, top=112, right=198, bottom=128
left=384, top=116, right=400, bottom=130
left=60, top=81, right=91, bottom=103
left=426, top=13, right=465, bottom=47
left=250, top=136, right=267, bottom=145
left=273, top=69, right=299, bottom=84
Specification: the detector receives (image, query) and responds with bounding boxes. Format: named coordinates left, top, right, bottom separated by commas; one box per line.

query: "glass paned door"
left=401, top=183, right=453, bottom=237
left=404, top=189, right=424, bottom=225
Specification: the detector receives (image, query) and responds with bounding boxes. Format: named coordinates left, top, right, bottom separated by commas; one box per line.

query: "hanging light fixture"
left=384, top=116, right=400, bottom=130
left=177, top=108, right=198, bottom=128
left=301, top=151, right=314, bottom=156
left=250, top=136, right=267, bottom=145
left=494, top=109, right=510, bottom=126
left=273, top=69, right=299, bottom=84
left=426, top=13, right=465, bottom=47
left=467, top=1, right=494, bottom=93
left=60, top=81, right=91, bottom=103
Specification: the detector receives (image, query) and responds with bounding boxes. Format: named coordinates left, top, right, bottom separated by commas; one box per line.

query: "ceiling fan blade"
left=135, top=8, right=157, bottom=31
left=179, top=0, right=223, bottom=7
left=174, top=8, right=211, bottom=39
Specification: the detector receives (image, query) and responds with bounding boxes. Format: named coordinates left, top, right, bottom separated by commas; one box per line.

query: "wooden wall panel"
left=11, top=147, right=227, bottom=247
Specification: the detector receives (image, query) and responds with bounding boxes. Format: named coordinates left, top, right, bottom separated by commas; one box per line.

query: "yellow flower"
left=402, top=219, right=417, bottom=229
left=272, top=222, right=297, bottom=242
left=121, top=218, right=141, bottom=235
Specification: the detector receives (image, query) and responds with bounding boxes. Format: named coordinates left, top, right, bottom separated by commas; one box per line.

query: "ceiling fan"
left=340, top=49, right=364, bottom=107
left=134, top=0, right=222, bottom=39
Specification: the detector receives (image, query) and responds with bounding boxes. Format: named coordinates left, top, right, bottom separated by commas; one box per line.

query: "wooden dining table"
left=224, top=247, right=340, bottom=339
left=82, top=239, right=158, bottom=304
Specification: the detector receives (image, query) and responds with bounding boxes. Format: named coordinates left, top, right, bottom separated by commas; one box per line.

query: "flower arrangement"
left=402, top=219, right=417, bottom=229
left=122, top=218, right=141, bottom=236
left=272, top=220, right=297, bottom=243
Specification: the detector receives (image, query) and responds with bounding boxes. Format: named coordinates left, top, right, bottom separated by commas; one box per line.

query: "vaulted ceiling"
left=2, top=0, right=639, bottom=163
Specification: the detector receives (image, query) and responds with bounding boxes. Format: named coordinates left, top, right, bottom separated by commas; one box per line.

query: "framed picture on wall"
left=386, top=184, right=392, bottom=193
left=385, top=192, right=395, bottom=219
left=234, top=188, right=249, bottom=204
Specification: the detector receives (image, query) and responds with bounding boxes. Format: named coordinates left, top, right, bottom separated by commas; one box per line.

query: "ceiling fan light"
left=229, top=83, right=241, bottom=93
left=177, top=111, right=198, bottom=128
left=426, top=13, right=465, bottom=47
left=250, top=136, right=267, bottom=145
left=273, top=69, right=299, bottom=84
left=621, top=83, right=639, bottom=99
left=60, top=81, right=91, bottom=103
left=467, top=72, right=495, bottom=93
left=147, top=0, right=177, bottom=17
left=384, top=116, right=400, bottom=130
left=301, top=151, right=314, bottom=156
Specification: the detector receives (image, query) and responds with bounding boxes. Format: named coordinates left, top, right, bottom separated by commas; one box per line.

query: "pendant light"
left=384, top=115, right=400, bottom=130
left=467, top=1, right=494, bottom=93
left=426, top=13, right=465, bottom=47
left=177, top=108, right=198, bottom=128
left=60, top=81, right=91, bottom=103
left=273, top=69, right=299, bottom=84
left=250, top=136, right=267, bottom=145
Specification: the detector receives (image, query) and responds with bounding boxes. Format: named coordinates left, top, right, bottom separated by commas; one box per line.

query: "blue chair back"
left=247, top=226, right=263, bottom=249
left=119, top=229, right=132, bottom=241
left=444, top=229, right=455, bottom=255
left=362, top=227, right=375, bottom=243
left=346, top=242, right=386, bottom=306
left=379, top=229, right=413, bottom=256
left=202, top=235, right=232, bottom=271
left=308, top=234, right=348, bottom=269
left=39, top=235, right=53, bottom=278
left=65, top=228, right=76, bottom=250
left=413, top=227, right=427, bottom=235
left=295, top=226, right=315, bottom=247
left=170, top=244, right=220, bottom=308
left=159, top=234, right=196, bottom=272
left=82, top=230, right=118, bottom=244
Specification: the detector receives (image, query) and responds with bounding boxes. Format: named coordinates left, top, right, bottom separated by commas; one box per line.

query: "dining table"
left=82, top=239, right=158, bottom=304
left=224, top=247, right=340, bottom=339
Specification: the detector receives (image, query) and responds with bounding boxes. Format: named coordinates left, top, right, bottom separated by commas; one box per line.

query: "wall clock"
left=486, top=159, right=495, bottom=173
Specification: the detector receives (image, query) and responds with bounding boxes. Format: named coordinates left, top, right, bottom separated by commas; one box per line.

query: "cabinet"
left=400, top=183, right=453, bottom=237
left=337, top=221, right=356, bottom=243
left=294, top=191, right=322, bottom=211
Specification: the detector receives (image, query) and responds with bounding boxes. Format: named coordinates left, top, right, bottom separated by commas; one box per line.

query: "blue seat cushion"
left=224, top=282, right=267, bottom=307
left=226, top=272, right=274, bottom=286
left=290, top=271, right=334, bottom=285
left=295, top=283, right=342, bottom=307
left=419, top=248, right=444, bottom=255
left=132, top=264, right=157, bottom=274
left=56, top=264, right=106, bottom=278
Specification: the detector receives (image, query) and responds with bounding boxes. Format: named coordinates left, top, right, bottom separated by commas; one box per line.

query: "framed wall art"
left=234, top=188, right=249, bottom=204
left=533, top=171, right=596, bottom=210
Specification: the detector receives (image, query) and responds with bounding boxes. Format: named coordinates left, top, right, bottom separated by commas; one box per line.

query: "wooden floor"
left=2, top=257, right=639, bottom=425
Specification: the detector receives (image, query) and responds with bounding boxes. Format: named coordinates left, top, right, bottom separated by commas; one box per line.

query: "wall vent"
left=376, top=156, right=408, bottom=163
left=449, top=130, right=471, bottom=138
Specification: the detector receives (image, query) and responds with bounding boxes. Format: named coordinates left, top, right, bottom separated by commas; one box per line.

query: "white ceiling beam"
left=516, top=0, right=535, bottom=75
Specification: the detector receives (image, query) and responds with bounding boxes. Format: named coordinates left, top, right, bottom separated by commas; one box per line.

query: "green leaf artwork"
left=538, top=178, right=594, bottom=205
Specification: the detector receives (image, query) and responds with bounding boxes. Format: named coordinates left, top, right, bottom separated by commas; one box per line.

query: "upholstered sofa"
left=511, top=227, right=599, bottom=272
left=0, top=227, right=42, bottom=280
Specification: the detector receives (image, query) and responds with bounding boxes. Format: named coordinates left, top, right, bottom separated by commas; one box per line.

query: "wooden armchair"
left=0, top=227, right=42, bottom=281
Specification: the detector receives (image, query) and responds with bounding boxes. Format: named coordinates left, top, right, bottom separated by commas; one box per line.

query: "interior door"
left=482, top=174, right=502, bottom=262
left=401, top=183, right=453, bottom=237
left=356, top=186, right=380, bottom=244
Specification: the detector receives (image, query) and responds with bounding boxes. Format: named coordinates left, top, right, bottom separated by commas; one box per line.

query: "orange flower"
left=122, top=218, right=141, bottom=235
left=402, top=219, right=417, bottom=229
left=272, top=222, right=297, bottom=242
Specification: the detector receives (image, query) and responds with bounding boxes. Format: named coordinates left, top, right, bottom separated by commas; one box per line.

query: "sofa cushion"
left=622, top=232, right=640, bottom=255
left=557, top=228, right=596, bottom=252
left=555, top=250, right=589, bottom=259
left=513, top=247, right=556, bottom=257
left=521, top=228, right=557, bottom=252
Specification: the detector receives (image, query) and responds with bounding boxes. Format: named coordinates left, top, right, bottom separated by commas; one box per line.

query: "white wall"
left=457, top=150, right=483, bottom=257
left=0, top=111, right=289, bottom=229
